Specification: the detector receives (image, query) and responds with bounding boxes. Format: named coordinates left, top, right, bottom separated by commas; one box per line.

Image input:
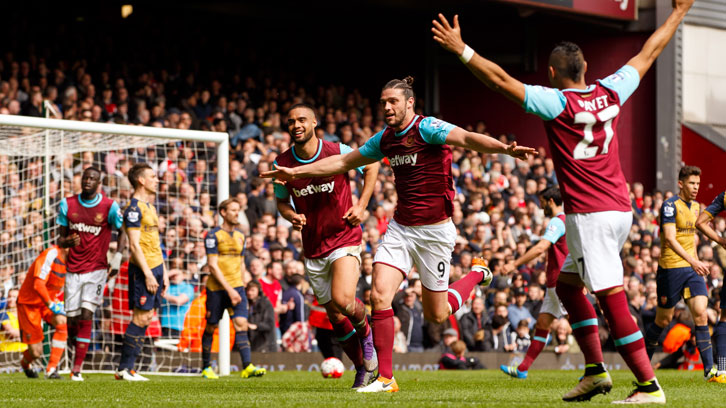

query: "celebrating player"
left=116, top=162, right=168, bottom=381
left=201, top=198, right=266, bottom=379
left=500, top=185, right=568, bottom=379
left=274, top=103, right=380, bottom=389
left=264, top=82, right=533, bottom=393
left=643, top=166, right=715, bottom=380
left=432, top=1, right=693, bottom=402
left=17, top=245, right=68, bottom=379
left=57, top=166, right=124, bottom=381
left=696, top=188, right=726, bottom=382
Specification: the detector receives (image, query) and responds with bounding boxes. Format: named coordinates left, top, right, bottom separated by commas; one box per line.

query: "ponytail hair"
left=382, top=76, right=415, bottom=100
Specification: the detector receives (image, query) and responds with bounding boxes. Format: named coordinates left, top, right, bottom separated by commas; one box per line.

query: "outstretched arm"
left=697, top=212, right=726, bottom=249
left=261, top=150, right=376, bottom=182
left=432, top=14, right=525, bottom=105
left=445, top=127, right=536, bottom=160
left=626, top=0, right=694, bottom=78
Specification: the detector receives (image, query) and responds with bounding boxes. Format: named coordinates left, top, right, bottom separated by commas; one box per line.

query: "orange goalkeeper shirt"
left=18, top=245, right=67, bottom=306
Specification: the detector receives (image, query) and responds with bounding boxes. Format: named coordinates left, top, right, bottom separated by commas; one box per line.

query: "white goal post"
left=0, top=114, right=233, bottom=376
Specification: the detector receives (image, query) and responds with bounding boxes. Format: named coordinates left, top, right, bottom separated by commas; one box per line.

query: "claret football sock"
left=201, top=330, right=214, bottom=369
left=556, top=281, right=603, bottom=364
left=598, top=290, right=654, bottom=383
left=73, top=319, right=92, bottom=373
left=332, top=317, right=364, bottom=368
left=447, top=267, right=484, bottom=314
left=350, top=298, right=371, bottom=338
left=518, top=328, right=549, bottom=372
left=372, top=308, right=395, bottom=379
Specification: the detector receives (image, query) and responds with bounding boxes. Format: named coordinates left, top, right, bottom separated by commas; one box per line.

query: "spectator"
left=395, top=288, right=425, bottom=353
left=439, top=339, right=484, bottom=370
left=460, top=297, right=488, bottom=352
left=392, top=316, right=407, bottom=353
left=0, top=288, right=26, bottom=352
left=508, top=287, right=534, bottom=329
left=280, top=274, right=306, bottom=336
left=247, top=281, right=276, bottom=352
left=161, top=269, right=196, bottom=338
left=485, top=305, right=514, bottom=352
left=511, top=320, right=532, bottom=353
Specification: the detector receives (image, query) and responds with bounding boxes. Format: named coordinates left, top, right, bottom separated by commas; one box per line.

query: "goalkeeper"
left=17, top=245, right=70, bottom=379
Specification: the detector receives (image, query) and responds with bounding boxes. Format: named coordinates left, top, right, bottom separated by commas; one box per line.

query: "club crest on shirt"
left=140, top=296, right=147, bottom=306
left=94, top=213, right=104, bottom=224
left=71, top=212, right=78, bottom=220
left=404, top=134, right=416, bottom=147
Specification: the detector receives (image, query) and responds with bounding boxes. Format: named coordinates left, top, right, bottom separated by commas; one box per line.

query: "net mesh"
left=0, top=123, right=225, bottom=374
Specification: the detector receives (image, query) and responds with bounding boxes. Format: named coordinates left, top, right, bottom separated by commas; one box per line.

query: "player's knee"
left=133, top=310, right=153, bottom=326
left=655, top=315, right=672, bottom=328
left=29, top=343, right=43, bottom=358
left=204, top=323, right=218, bottom=334
left=370, top=288, right=391, bottom=309
left=333, top=297, right=356, bottom=316
left=233, top=318, right=248, bottom=331
left=80, top=308, right=94, bottom=321
left=423, top=309, right=448, bottom=324
left=55, top=315, right=67, bottom=326
left=535, top=319, right=550, bottom=332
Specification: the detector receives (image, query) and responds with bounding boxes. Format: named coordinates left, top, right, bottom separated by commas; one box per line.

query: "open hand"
left=506, top=142, right=538, bottom=160
left=432, top=14, right=466, bottom=55
left=261, top=164, right=295, bottom=182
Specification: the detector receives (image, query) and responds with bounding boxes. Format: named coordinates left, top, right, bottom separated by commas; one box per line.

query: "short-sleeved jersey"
left=274, top=139, right=363, bottom=259
left=205, top=227, right=245, bottom=291
left=123, top=198, right=163, bottom=269
left=705, top=191, right=726, bottom=218
left=57, top=193, right=122, bottom=274
left=542, top=213, right=568, bottom=288
left=359, top=115, right=455, bottom=226
left=523, top=65, right=640, bottom=215
left=18, top=246, right=67, bottom=306
left=659, top=196, right=700, bottom=269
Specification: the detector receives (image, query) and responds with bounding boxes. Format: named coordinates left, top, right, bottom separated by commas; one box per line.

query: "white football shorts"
left=305, top=245, right=362, bottom=305
left=64, top=269, right=107, bottom=317
left=373, top=219, right=456, bottom=292
left=540, top=287, right=567, bottom=318
left=560, top=211, right=632, bottom=293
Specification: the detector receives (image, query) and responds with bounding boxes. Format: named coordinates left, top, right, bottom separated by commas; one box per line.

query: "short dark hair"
left=218, top=198, right=240, bottom=213
left=83, top=166, right=102, bottom=176
left=678, top=165, right=701, bottom=181
left=549, top=41, right=585, bottom=82
left=287, top=274, right=304, bottom=287
left=382, top=76, right=415, bottom=100
left=246, top=280, right=261, bottom=292
left=128, top=162, right=153, bottom=189
left=287, top=103, right=316, bottom=116
left=539, top=185, right=563, bottom=206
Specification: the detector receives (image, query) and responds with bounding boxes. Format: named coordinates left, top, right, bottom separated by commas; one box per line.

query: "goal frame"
left=0, top=113, right=233, bottom=376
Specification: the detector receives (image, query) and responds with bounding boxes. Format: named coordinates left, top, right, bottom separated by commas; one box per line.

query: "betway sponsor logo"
left=389, top=153, right=417, bottom=167
left=70, top=222, right=102, bottom=236
left=292, top=181, right=335, bottom=197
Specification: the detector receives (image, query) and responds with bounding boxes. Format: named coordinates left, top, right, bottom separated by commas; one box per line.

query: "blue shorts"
left=128, top=263, right=165, bottom=311
left=656, top=266, right=708, bottom=308
left=205, top=286, right=248, bottom=325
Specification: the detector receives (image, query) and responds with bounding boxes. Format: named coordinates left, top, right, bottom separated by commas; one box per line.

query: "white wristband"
left=459, top=44, right=474, bottom=64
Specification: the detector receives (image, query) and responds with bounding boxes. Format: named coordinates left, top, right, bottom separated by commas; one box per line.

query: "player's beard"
left=386, top=107, right=407, bottom=129
left=543, top=204, right=553, bottom=218
left=293, top=128, right=314, bottom=146
left=226, top=215, right=240, bottom=226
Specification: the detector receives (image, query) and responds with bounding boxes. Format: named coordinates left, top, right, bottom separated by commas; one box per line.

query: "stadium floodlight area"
left=0, top=114, right=232, bottom=376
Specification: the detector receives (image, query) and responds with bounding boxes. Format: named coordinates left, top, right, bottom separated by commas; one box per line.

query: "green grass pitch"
left=1, top=370, right=720, bottom=407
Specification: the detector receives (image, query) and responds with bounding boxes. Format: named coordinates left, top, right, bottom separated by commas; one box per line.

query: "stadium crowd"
left=0, top=53, right=724, bottom=371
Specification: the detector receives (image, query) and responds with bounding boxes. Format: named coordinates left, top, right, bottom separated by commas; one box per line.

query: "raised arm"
left=626, top=0, right=694, bottom=78
left=262, top=149, right=376, bottom=182
left=432, top=14, right=525, bottom=105
left=503, top=239, right=551, bottom=274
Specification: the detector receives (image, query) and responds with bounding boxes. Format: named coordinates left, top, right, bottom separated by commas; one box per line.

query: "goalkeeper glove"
left=48, top=301, right=66, bottom=316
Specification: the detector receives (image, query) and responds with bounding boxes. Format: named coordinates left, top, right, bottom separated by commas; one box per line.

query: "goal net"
left=0, top=114, right=230, bottom=375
